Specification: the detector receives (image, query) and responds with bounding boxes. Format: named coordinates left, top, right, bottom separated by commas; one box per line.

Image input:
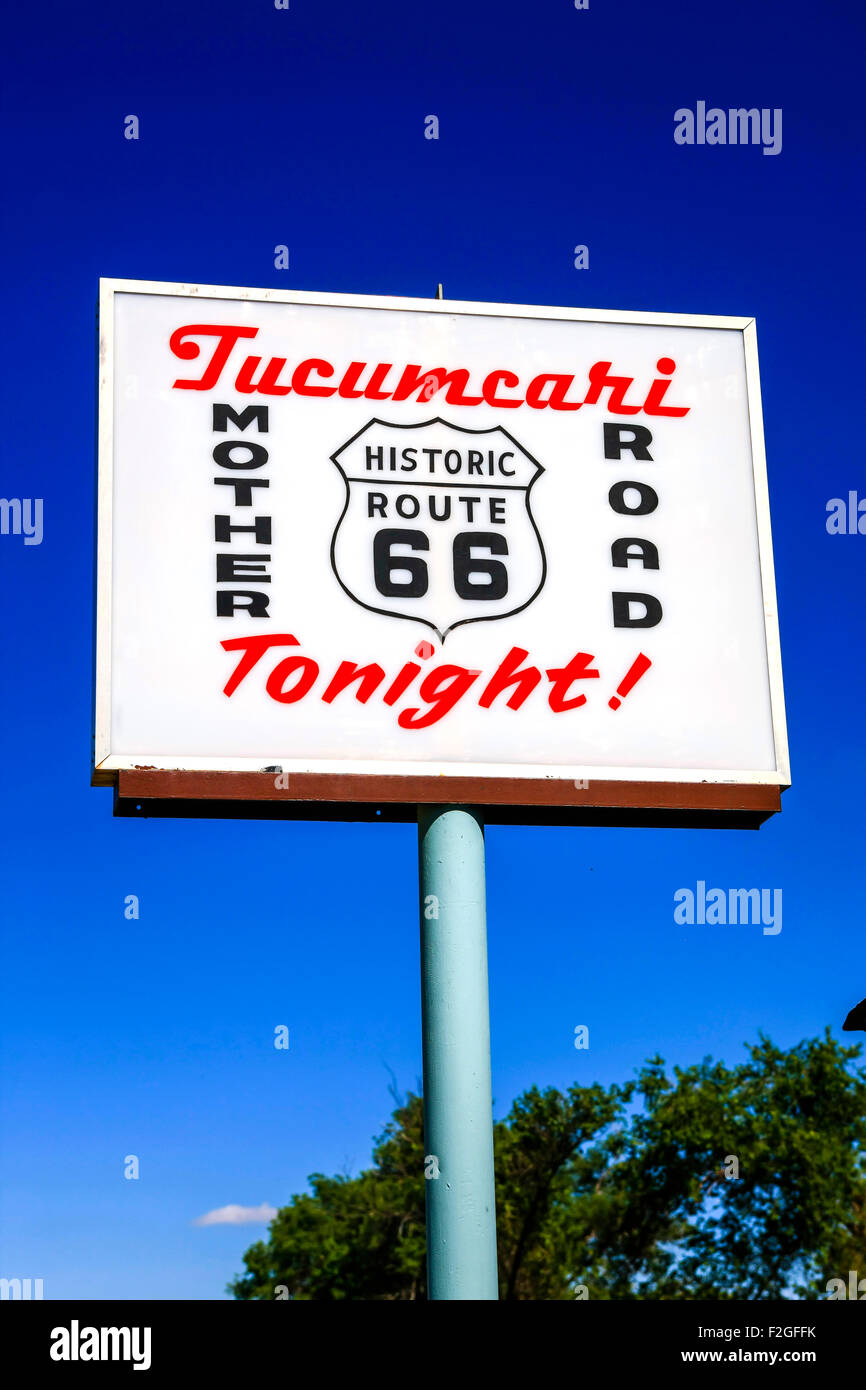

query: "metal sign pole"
left=417, top=805, right=499, bottom=1300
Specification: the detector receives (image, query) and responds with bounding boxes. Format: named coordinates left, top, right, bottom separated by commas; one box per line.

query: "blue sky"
left=1, top=0, right=864, bottom=1299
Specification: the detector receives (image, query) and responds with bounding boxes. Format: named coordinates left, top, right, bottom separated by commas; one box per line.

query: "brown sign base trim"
left=111, top=770, right=783, bottom=829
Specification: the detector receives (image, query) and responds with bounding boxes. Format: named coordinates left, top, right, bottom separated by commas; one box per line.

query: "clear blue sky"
left=1, top=0, right=864, bottom=1299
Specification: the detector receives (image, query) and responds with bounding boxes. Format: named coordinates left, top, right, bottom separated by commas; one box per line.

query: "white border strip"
left=94, top=279, right=115, bottom=770
left=742, top=320, right=790, bottom=786
left=98, top=276, right=755, bottom=329
left=97, top=753, right=785, bottom=785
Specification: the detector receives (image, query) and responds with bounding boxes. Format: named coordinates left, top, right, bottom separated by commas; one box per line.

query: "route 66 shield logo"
left=330, top=417, right=546, bottom=640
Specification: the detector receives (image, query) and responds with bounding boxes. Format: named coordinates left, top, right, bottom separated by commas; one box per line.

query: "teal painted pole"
left=418, top=805, right=499, bottom=1300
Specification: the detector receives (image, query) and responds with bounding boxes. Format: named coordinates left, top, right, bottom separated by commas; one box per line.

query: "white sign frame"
left=94, top=278, right=789, bottom=798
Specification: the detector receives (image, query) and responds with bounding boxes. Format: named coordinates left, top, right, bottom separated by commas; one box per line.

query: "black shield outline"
left=329, top=416, right=547, bottom=641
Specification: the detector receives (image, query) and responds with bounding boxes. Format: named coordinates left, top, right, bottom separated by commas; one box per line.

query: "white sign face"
left=95, top=280, right=789, bottom=788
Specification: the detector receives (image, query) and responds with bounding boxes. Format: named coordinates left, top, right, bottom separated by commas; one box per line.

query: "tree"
left=228, top=1094, right=427, bottom=1301
left=228, top=1032, right=866, bottom=1300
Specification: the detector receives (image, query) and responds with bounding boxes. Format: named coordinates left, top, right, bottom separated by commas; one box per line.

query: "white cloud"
left=193, top=1203, right=277, bottom=1227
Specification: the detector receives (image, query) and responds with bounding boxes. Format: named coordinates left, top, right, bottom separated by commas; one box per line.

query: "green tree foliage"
left=228, top=1032, right=866, bottom=1300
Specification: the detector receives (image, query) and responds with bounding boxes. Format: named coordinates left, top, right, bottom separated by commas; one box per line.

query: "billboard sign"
left=94, top=280, right=788, bottom=821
